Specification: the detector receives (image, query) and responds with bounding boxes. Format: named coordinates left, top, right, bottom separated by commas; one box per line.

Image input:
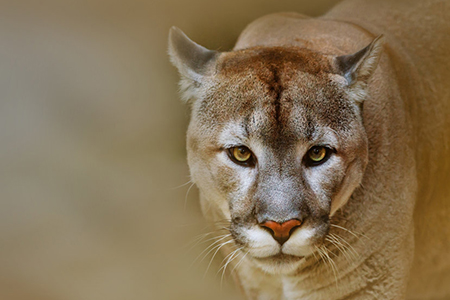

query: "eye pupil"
left=229, top=146, right=254, bottom=165
left=233, top=147, right=251, bottom=161
left=308, top=146, right=327, bottom=163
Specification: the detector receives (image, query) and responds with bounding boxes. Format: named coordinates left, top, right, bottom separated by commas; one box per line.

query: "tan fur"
left=169, top=0, right=450, bottom=299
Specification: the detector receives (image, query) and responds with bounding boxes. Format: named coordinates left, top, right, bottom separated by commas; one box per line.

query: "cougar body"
left=169, top=0, right=450, bottom=299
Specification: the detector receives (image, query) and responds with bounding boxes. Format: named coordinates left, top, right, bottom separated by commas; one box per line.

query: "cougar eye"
left=228, top=146, right=255, bottom=166
left=305, top=146, right=331, bottom=166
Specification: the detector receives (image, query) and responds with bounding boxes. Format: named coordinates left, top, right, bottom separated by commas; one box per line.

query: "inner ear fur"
left=335, top=35, right=385, bottom=102
left=168, top=27, right=218, bottom=101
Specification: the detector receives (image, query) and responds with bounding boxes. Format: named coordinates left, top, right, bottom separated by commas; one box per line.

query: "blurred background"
left=0, top=0, right=340, bottom=299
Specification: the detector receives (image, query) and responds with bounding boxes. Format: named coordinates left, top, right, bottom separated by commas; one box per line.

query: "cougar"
left=168, top=0, right=450, bottom=298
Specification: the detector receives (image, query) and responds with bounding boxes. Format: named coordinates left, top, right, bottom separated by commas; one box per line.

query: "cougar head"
left=169, top=27, right=383, bottom=274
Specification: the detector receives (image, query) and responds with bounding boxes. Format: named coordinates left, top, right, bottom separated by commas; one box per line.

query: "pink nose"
left=260, top=219, right=302, bottom=245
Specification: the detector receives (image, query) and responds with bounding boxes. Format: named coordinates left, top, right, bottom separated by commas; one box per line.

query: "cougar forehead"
left=190, top=47, right=358, bottom=145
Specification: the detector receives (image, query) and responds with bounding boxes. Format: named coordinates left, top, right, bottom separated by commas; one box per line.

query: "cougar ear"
left=168, top=27, right=218, bottom=102
left=335, top=35, right=385, bottom=103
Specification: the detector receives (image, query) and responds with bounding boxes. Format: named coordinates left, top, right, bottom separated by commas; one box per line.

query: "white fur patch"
left=245, top=226, right=280, bottom=258
left=218, top=122, right=249, bottom=147
left=282, top=226, right=316, bottom=256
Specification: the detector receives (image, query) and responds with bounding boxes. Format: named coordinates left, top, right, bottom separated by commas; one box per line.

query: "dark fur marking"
left=257, top=66, right=283, bottom=124
left=196, top=46, right=355, bottom=150
left=218, top=46, right=333, bottom=76
left=216, top=47, right=340, bottom=142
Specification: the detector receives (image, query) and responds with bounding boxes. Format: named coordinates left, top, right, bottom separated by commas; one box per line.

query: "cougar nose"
left=260, top=219, right=302, bottom=245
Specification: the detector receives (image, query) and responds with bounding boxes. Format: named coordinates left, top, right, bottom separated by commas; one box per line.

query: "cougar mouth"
left=250, top=252, right=306, bottom=274
left=253, top=253, right=305, bottom=262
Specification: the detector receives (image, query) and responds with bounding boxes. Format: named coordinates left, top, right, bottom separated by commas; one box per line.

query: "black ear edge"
left=168, top=26, right=218, bottom=81
left=335, top=35, right=385, bottom=85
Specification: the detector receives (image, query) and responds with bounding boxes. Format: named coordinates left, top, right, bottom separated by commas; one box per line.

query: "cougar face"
left=169, top=28, right=382, bottom=274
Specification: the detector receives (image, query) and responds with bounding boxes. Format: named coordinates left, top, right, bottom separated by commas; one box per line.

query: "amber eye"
left=228, top=146, right=254, bottom=166
left=306, top=146, right=329, bottom=165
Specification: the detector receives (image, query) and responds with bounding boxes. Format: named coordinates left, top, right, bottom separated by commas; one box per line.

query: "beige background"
left=0, top=1, right=340, bottom=299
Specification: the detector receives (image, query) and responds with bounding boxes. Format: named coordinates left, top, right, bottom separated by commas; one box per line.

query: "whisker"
left=219, top=247, right=243, bottom=288
left=199, top=239, right=233, bottom=265
left=330, top=233, right=359, bottom=260
left=211, top=218, right=232, bottom=224
left=320, top=245, right=339, bottom=287
left=183, top=231, right=215, bottom=248
left=194, top=220, right=231, bottom=233
left=171, top=179, right=193, bottom=190
left=231, top=250, right=250, bottom=274
left=185, top=233, right=231, bottom=252
left=330, top=224, right=368, bottom=241
left=184, top=182, right=196, bottom=210
left=218, top=249, right=239, bottom=275
left=190, top=235, right=232, bottom=268
left=310, top=248, right=320, bottom=263
left=315, top=245, right=327, bottom=271
left=203, top=240, right=234, bottom=278
left=182, top=223, right=230, bottom=249
left=328, top=233, right=357, bottom=259
left=326, top=234, right=353, bottom=264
